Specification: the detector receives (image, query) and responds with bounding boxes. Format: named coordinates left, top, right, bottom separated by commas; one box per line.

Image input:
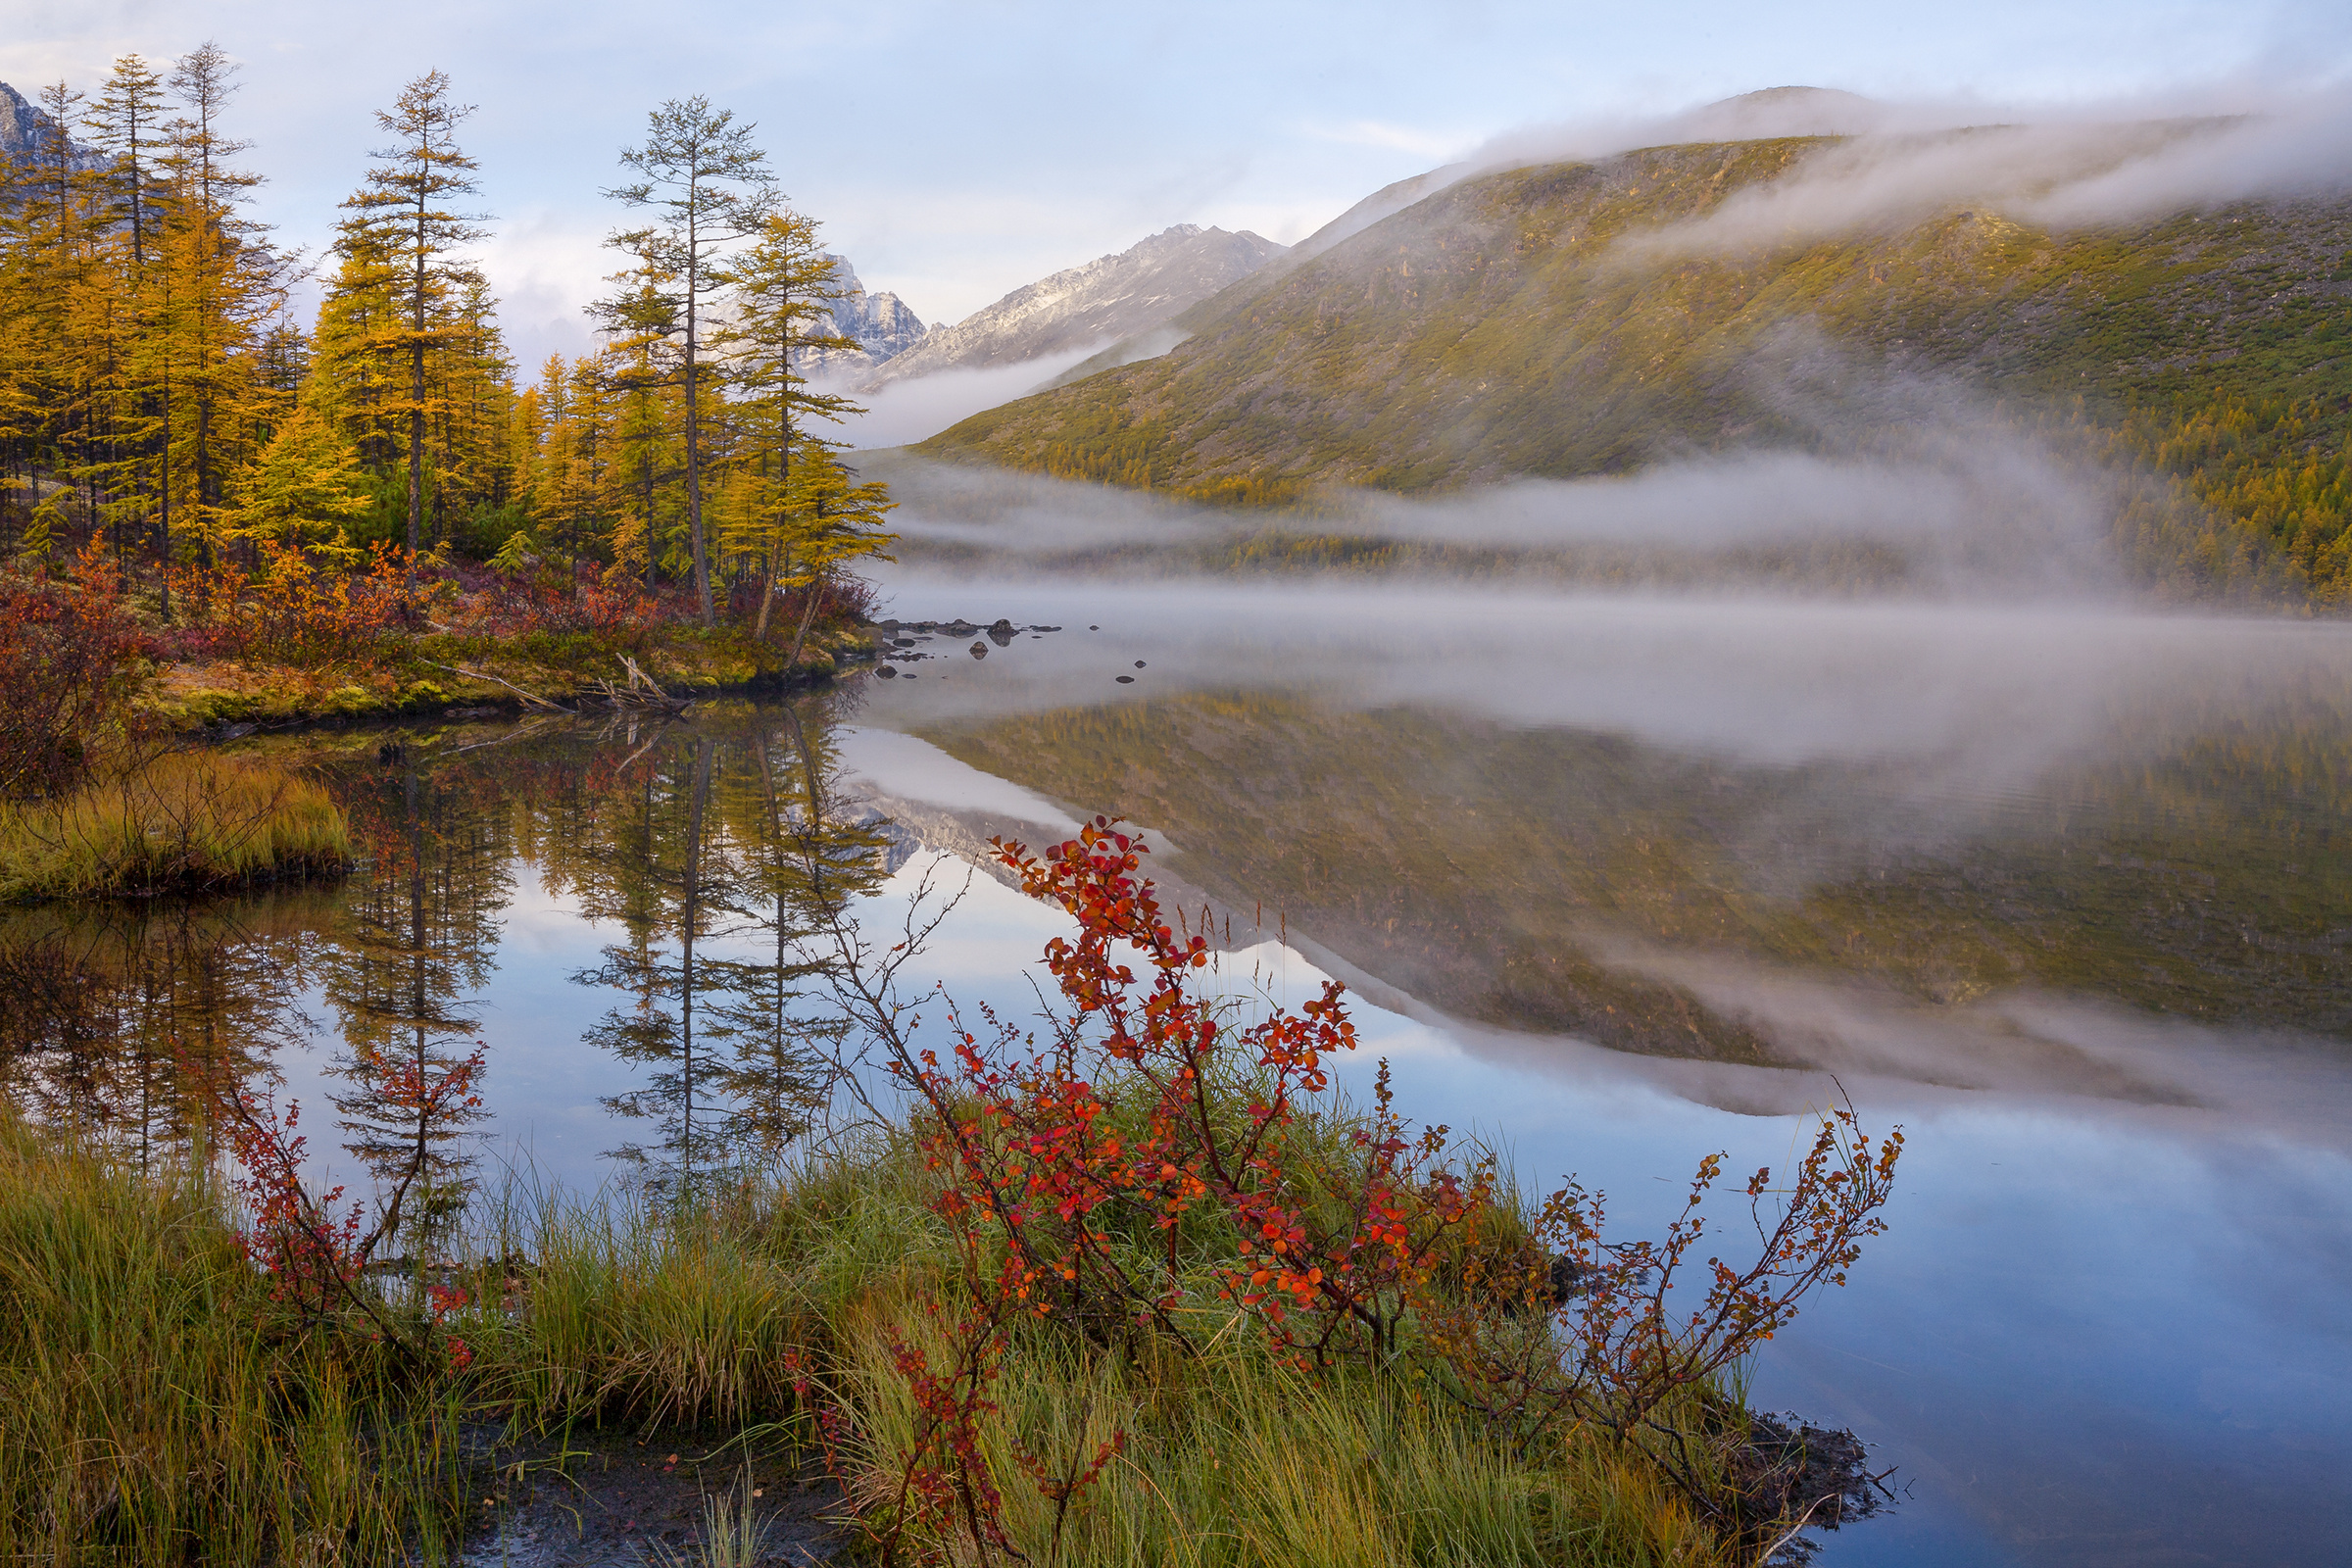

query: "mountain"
left=859, top=223, right=1287, bottom=389
left=0, top=80, right=103, bottom=169
left=921, top=120, right=2352, bottom=602
left=798, top=254, right=934, bottom=378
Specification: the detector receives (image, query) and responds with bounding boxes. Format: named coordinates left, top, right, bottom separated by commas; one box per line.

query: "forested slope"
left=923, top=134, right=2352, bottom=601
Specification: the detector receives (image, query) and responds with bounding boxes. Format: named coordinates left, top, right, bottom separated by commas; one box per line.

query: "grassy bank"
left=0, top=752, right=352, bottom=903
left=0, top=1118, right=470, bottom=1563
left=0, top=1116, right=1759, bottom=1568
left=141, top=619, right=878, bottom=733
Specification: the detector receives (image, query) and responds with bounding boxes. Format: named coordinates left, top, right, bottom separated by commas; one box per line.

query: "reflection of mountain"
left=917, top=689, right=2352, bottom=1070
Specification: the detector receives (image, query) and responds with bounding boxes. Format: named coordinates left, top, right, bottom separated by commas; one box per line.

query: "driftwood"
left=593, top=654, right=693, bottom=713
left=422, top=662, right=579, bottom=714
left=423, top=656, right=691, bottom=718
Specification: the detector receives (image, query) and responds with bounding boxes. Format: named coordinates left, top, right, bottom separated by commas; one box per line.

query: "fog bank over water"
left=866, top=572, right=2352, bottom=775
left=862, top=415, right=2270, bottom=600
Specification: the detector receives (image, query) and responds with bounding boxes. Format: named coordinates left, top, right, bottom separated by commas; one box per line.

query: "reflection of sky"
left=270, top=830, right=2352, bottom=1567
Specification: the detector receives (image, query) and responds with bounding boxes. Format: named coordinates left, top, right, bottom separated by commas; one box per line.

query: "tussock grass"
left=2, top=1119, right=1748, bottom=1567
left=0, top=1115, right=468, bottom=1565
left=0, top=750, right=351, bottom=903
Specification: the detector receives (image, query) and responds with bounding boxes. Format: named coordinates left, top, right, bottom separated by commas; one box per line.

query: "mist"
left=1446, top=80, right=2352, bottom=256
left=864, top=367, right=2159, bottom=603
left=822, top=344, right=1109, bottom=450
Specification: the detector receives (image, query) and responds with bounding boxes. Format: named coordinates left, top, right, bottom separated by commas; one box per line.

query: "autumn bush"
left=782, top=818, right=1902, bottom=1566
left=163, top=541, right=413, bottom=664
left=0, top=550, right=150, bottom=802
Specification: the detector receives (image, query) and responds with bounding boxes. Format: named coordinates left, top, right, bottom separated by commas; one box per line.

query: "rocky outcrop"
left=859, top=224, right=1287, bottom=389
left=797, top=254, right=934, bottom=378
left=0, top=80, right=104, bottom=170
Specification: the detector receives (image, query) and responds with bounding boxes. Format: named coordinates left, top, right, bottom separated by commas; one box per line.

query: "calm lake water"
left=5, top=577, right=2347, bottom=1566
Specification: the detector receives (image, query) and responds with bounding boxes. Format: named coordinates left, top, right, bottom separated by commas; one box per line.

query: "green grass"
left=0, top=1110, right=1756, bottom=1567
left=0, top=752, right=353, bottom=903
left=0, top=1116, right=471, bottom=1565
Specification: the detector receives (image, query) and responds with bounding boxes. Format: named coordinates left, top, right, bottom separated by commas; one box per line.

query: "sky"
left=9, top=0, right=2348, bottom=370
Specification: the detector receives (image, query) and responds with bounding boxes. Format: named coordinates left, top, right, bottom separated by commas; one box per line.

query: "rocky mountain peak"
left=859, top=223, right=1289, bottom=389
left=797, top=253, right=933, bottom=378
left=0, top=80, right=105, bottom=170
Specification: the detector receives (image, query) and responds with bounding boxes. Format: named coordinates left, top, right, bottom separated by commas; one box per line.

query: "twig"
left=421, top=661, right=578, bottom=713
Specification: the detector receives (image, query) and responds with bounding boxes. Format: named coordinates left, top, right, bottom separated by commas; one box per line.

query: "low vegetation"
left=0, top=821, right=1900, bottom=1567
left=0, top=749, right=350, bottom=903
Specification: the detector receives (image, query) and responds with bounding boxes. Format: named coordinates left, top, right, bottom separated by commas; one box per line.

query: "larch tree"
left=153, top=41, right=279, bottom=591
left=84, top=56, right=167, bottom=273
left=602, top=97, right=777, bottom=624
left=713, top=210, right=858, bottom=637
left=83, top=58, right=172, bottom=584
left=339, top=70, right=487, bottom=574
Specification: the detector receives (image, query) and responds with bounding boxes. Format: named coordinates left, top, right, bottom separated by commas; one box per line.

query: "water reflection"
left=0, top=694, right=894, bottom=1208
left=0, top=622, right=2345, bottom=1565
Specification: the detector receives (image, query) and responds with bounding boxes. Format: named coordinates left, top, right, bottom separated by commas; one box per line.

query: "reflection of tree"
left=0, top=900, right=322, bottom=1169
left=575, top=735, right=736, bottom=1189
left=566, top=699, right=891, bottom=1190
left=318, top=764, right=506, bottom=1254
left=701, top=713, right=888, bottom=1162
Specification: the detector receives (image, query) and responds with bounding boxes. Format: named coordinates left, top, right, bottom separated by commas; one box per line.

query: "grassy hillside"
left=921, top=135, right=2352, bottom=601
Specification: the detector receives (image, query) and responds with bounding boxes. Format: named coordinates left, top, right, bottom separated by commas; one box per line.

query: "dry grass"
left=0, top=1116, right=470, bottom=1565
left=0, top=750, right=351, bottom=903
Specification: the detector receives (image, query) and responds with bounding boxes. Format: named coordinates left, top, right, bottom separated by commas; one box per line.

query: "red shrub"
left=0, top=547, right=150, bottom=799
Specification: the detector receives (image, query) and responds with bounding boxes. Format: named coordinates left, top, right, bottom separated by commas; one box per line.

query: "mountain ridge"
left=919, top=128, right=2352, bottom=600
left=857, top=222, right=1286, bottom=390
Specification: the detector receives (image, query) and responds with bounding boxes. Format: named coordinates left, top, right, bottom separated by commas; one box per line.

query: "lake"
left=5, top=575, right=2347, bottom=1566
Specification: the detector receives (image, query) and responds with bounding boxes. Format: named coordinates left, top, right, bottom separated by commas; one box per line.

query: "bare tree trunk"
left=783, top=565, right=824, bottom=675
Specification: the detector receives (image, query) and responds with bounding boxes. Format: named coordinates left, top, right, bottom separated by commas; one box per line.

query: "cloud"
left=1441, top=81, right=2352, bottom=257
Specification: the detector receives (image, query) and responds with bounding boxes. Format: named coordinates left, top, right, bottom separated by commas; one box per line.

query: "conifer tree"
left=149, top=43, right=279, bottom=588
left=84, top=57, right=167, bottom=271
left=339, top=71, right=488, bottom=570
left=714, top=210, right=858, bottom=634
left=235, top=407, right=371, bottom=555
left=602, top=97, right=777, bottom=623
